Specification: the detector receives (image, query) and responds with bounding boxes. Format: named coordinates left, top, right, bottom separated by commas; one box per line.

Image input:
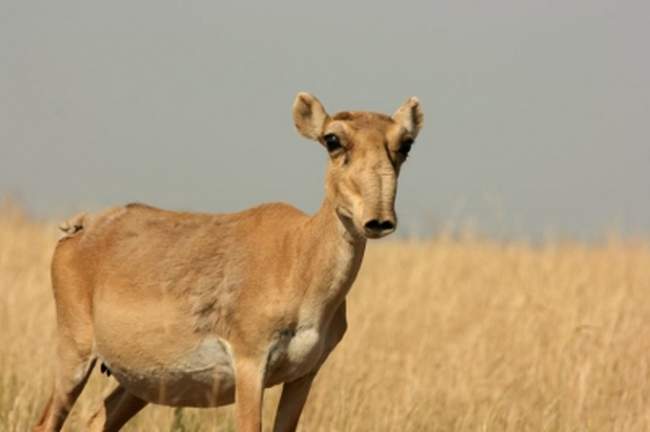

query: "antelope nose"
left=363, top=219, right=396, bottom=238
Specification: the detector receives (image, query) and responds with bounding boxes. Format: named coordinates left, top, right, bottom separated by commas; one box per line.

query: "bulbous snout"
left=357, top=163, right=398, bottom=239
left=363, top=217, right=396, bottom=239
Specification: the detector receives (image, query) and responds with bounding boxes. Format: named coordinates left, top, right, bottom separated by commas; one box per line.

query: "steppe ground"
left=1, top=204, right=650, bottom=432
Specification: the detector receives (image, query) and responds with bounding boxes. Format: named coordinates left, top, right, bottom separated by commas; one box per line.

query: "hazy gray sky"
left=1, top=1, right=649, bottom=239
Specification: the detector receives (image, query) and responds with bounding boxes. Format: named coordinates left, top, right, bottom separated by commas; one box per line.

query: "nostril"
left=364, top=220, right=395, bottom=232
left=364, top=220, right=382, bottom=231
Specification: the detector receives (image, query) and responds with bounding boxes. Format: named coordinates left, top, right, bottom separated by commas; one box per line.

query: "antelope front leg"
left=272, top=372, right=317, bottom=432
left=234, top=358, right=265, bottom=432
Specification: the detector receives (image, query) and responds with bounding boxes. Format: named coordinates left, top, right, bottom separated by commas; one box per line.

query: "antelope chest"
left=266, top=326, right=324, bottom=384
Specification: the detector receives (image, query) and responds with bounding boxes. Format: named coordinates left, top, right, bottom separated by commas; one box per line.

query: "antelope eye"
left=323, top=134, right=342, bottom=153
left=399, top=138, right=414, bottom=156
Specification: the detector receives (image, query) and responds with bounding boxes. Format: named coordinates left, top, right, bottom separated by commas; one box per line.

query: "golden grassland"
left=1, top=205, right=650, bottom=431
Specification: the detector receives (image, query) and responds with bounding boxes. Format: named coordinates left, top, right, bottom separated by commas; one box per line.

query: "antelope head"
left=293, top=92, right=423, bottom=239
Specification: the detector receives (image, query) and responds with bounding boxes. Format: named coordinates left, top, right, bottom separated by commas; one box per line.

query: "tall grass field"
left=1, top=205, right=649, bottom=431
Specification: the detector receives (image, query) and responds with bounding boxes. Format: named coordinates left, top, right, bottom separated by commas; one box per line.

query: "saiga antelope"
left=34, top=92, right=423, bottom=432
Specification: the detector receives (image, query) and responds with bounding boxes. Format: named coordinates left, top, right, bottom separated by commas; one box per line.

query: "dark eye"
left=323, top=133, right=342, bottom=153
left=399, top=138, right=414, bottom=156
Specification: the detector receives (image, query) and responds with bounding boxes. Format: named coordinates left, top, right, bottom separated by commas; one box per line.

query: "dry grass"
left=1, top=205, right=650, bottom=431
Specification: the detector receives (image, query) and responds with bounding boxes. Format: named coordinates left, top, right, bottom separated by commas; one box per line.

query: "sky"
left=1, top=0, right=649, bottom=240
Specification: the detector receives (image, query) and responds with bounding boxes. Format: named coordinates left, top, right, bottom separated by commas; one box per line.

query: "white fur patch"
left=287, top=327, right=321, bottom=364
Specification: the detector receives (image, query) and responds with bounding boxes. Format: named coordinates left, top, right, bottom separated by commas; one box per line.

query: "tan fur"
left=33, top=93, right=423, bottom=432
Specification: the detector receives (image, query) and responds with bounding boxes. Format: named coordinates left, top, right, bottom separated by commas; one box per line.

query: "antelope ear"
left=292, top=92, right=329, bottom=140
left=392, top=97, right=423, bottom=138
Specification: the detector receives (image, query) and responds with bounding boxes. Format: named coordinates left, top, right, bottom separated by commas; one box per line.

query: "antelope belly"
left=101, top=336, right=236, bottom=407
